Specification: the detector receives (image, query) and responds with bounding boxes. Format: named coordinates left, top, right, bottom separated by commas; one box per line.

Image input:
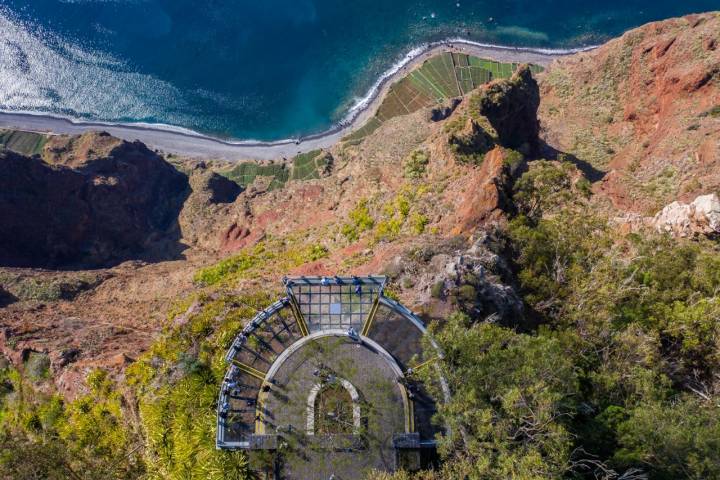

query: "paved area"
left=262, top=335, right=407, bottom=480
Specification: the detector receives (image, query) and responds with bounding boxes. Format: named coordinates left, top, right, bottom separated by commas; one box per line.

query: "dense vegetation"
left=0, top=366, right=145, bottom=479
left=386, top=161, right=720, bottom=479
left=3, top=160, right=719, bottom=479
left=2, top=158, right=718, bottom=479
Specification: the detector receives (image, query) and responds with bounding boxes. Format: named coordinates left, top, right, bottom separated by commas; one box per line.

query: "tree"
left=420, top=313, right=579, bottom=479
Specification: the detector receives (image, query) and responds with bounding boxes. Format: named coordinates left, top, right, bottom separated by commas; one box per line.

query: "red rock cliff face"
left=539, top=12, right=720, bottom=214
left=0, top=138, right=190, bottom=268
left=447, top=147, right=512, bottom=235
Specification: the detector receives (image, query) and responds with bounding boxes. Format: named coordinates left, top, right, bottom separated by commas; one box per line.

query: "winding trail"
left=0, top=40, right=590, bottom=161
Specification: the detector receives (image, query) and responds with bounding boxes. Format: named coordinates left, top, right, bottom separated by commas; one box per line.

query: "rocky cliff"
left=539, top=12, right=720, bottom=214
left=0, top=66, right=538, bottom=389
left=1, top=12, right=718, bottom=397
left=0, top=135, right=190, bottom=268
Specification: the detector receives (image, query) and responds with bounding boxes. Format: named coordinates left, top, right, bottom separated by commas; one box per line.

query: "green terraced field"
left=0, top=129, right=48, bottom=156
left=221, top=162, right=290, bottom=190
left=342, top=117, right=382, bottom=143
left=343, top=53, right=543, bottom=143
left=220, top=149, right=332, bottom=190
left=290, top=149, right=332, bottom=181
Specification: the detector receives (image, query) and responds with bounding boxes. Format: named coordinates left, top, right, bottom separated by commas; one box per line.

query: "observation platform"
left=217, top=276, right=446, bottom=479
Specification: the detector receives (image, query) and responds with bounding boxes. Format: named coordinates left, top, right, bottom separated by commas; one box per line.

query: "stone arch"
left=306, top=377, right=362, bottom=435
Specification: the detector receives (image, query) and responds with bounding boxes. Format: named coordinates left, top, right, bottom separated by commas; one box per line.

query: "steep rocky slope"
left=0, top=65, right=540, bottom=394
left=1, top=12, right=718, bottom=400
left=538, top=12, right=720, bottom=214
left=1, top=13, right=720, bottom=480
left=0, top=134, right=190, bottom=268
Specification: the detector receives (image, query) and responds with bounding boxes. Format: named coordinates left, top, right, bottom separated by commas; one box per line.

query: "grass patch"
left=0, top=271, right=105, bottom=302
left=193, top=237, right=329, bottom=287
left=341, top=199, right=375, bottom=242
left=220, top=162, right=289, bottom=190
left=403, top=149, right=430, bottom=179
left=0, top=130, right=47, bottom=156
left=372, top=187, right=430, bottom=243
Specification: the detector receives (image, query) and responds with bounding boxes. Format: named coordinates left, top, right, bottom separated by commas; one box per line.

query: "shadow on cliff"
left=0, top=287, right=17, bottom=308
left=539, top=141, right=607, bottom=183
left=0, top=141, right=191, bottom=270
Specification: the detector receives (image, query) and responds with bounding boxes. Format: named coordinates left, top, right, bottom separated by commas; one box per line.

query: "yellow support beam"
left=408, top=392, right=415, bottom=433
left=255, top=382, right=271, bottom=434
left=360, top=296, right=380, bottom=337
left=288, top=295, right=310, bottom=336
left=399, top=383, right=415, bottom=433
left=231, top=359, right=266, bottom=381
left=407, top=356, right=440, bottom=375
left=229, top=360, right=269, bottom=433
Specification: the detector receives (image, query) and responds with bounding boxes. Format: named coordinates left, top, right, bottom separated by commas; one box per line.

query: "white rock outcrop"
left=653, top=193, right=720, bottom=236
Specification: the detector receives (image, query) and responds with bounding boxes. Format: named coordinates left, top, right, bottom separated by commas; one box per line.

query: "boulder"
left=55, top=348, right=82, bottom=368
left=653, top=193, right=720, bottom=236
left=389, top=233, right=524, bottom=327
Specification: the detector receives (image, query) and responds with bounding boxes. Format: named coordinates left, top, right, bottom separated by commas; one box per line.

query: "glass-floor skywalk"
left=217, top=276, right=448, bottom=478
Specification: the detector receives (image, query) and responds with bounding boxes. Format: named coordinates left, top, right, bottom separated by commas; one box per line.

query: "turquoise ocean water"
left=0, top=1, right=715, bottom=141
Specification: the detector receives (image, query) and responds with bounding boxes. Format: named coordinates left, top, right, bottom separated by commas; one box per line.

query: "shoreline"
left=0, top=39, right=593, bottom=161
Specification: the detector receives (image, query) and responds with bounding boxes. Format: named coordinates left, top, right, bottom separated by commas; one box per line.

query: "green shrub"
left=403, top=150, right=430, bottom=179
left=374, top=217, right=403, bottom=242
left=342, top=199, right=374, bottom=242
left=0, top=367, right=146, bottom=479
left=513, top=160, right=577, bottom=219
left=306, top=244, right=329, bottom=261
left=430, top=281, right=445, bottom=299
left=700, top=105, right=720, bottom=118
left=502, top=148, right=524, bottom=168
left=448, top=119, right=495, bottom=165
left=575, top=177, right=592, bottom=197
left=615, top=396, right=720, bottom=479
left=24, top=352, right=50, bottom=380
left=411, top=213, right=429, bottom=234
left=420, top=314, right=579, bottom=478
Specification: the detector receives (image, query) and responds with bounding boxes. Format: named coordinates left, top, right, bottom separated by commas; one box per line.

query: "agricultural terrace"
left=344, top=52, right=543, bottom=143
left=0, top=129, right=47, bottom=156
left=219, top=149, right=332, bottom=190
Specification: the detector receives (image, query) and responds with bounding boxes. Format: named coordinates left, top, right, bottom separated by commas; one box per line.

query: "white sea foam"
left=443, top=37, right=597, bottom=55
left=0, top=108, right=301, bottom=146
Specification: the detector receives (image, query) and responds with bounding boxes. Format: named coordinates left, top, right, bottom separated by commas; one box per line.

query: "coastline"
left=0, top=39, right=593, bottom=161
